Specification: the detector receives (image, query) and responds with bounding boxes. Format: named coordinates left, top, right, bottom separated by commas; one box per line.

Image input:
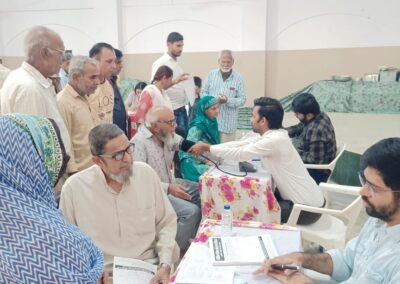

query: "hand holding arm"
left=189, top=141, right=211, bottom=156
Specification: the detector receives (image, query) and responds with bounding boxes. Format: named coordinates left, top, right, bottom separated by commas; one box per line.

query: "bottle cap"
left=223, top=204, right=230, bottom=210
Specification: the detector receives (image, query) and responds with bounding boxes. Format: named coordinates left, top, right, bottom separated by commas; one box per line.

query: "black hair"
left=360, top=138, right=400, bottom=191
left=114, top=48, right=123, bottom=59
left=167, top=32, right=184, bottom=43
left=193, top=76, right=202, bottom=88
left=291, top=93, right=320, bottom=115
left=89, top=42, right=114, bottom=58
left=253, top=97, right=283, bottom=129
left=134, top=82, right=147, bottom=92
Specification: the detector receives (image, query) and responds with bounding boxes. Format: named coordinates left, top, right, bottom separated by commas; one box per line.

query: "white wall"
left=2, top=0, right=400, bottom=57
left=267, top=0, right=400, bottom=50
left=0, top=0, right=119, bottom=56
left=121, top=0, right=267, bottom=53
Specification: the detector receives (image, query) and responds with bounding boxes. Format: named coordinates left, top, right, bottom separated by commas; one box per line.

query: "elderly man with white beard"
left=60, top=124, right=178, bottom=284
left=132, top=106, right=201, bottom=252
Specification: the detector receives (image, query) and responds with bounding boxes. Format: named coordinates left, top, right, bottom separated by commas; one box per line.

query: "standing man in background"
left=0, top=25, right=70, bottom=153
left=152, top=32, right=195, bottom=135
left=0, top=58, right=11, bottom=89
left=110, top=48, right=128, bottom=135
left=57, top=56, right=100, bottom=176
left=201, top=49, right=246, bottom=142
left=59, top=50, right=73, bottom=89
left=89, top=42, right=116, bottom=125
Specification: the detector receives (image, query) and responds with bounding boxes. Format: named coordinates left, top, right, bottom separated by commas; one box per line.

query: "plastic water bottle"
left=221, top=204, right=233, bottom=235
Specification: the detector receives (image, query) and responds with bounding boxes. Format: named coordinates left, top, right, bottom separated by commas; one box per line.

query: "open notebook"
left=209, top=235, right=278, bottom=266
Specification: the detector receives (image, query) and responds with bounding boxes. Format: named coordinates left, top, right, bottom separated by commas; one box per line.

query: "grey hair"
left=144, top=106, right=171, bottom=128
left=219, top=49, right=233, bottom=59
left=24, top=26, right=60, bottom=61
left=89, top=124, right=124, bottom=156
left=68, top=56, right=99, bottom=80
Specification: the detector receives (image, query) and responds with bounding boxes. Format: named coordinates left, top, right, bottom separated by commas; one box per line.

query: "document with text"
left=209, top=235, right=278, bottom=266
left=175, top=243, right=235, bottom=284
left=113, top=257, right=157, bottom=284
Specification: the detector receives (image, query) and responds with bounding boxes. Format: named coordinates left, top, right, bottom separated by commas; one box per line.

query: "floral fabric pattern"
left=200, top=171, right=280, bottom=223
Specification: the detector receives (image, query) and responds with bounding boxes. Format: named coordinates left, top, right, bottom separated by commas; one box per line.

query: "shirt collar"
left=373, top=218, right=400, bottom=242
left=65, top=83, right=82, bottom=98
left=22, top=61, right=52, bottom=89
left=138, top=124, right=154, bottom=139
left=164, top=52, right=177, bottom=62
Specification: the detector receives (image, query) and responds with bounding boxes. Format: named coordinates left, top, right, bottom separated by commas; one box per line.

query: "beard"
left=160, top=130, right=176, bottom=149
left=221, top=67, right=232, bottom=73
left=108, top=166, right=133, bottom=184
left=362, top=195, right=399, bottom=222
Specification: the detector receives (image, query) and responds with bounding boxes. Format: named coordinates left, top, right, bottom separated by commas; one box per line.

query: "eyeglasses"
left=358, top=171, right=400, bottom=197
left=99, top=143, right=134, bottom=161
left=157, top=118, right=177, bottom=126
left=47, top=46, right=65, bottom=55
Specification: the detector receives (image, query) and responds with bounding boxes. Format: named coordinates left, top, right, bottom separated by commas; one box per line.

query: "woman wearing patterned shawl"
left=0, top=114, right=104, bottom=283
left=179, top=96, right=220, bottom=182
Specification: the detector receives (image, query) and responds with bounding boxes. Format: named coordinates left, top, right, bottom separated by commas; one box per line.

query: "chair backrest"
left=327, top=142, right=346, bottom=172
left=320, top=183, right=364, bottom=244
left=304, top=142, right=347, bottom=183
left=336, top=195, right=363, bottom=241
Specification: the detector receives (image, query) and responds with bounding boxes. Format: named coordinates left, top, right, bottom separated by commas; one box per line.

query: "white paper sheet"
left=113, top=257, right=157, bottom=284
left=209, top=235, right=278, bottom=266
left=174, top=243, right=235, bottom=284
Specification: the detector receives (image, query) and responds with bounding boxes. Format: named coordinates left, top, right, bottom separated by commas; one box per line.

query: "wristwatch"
left=158, top=263, right=171, bottom=271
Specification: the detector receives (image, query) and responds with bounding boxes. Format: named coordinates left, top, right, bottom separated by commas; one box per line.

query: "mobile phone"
left=271, top=264, right=300, bottom=271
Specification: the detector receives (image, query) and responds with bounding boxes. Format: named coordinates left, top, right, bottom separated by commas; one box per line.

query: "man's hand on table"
left=150, top=265, right=170, bottom=284
left=168, top=183, right=192, bottom=201
left=254, top=253, right=313, bottom=284
left=189, top=141, right=210, bottom=156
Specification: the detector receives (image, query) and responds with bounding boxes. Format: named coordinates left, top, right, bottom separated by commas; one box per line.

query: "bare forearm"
left=301, top=252, right=333, bottom=275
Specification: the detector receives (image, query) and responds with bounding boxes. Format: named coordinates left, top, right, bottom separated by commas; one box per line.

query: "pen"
left=271, top=264, right=300, bottom=271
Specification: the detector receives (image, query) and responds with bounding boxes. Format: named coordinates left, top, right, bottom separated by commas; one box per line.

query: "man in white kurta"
left=190, top=97, right=324, bottom=224
left=60, top=124, right=177, bottom=283
left=0, top=26, right=70, bottom=153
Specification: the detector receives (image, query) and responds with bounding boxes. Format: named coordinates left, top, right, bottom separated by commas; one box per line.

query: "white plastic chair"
left=287, top=183, right=363, bottom=250
left=304, top=143, right=346, bottom=182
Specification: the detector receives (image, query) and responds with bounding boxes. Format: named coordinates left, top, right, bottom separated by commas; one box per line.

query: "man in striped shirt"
left=201, top=50, right=246, bottom=142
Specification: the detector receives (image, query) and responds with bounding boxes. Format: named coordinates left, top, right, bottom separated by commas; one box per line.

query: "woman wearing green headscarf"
left=179, top=96, right=220, bottom=182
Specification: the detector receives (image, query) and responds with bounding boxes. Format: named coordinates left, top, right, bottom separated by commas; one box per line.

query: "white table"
left=171, top=219, right=301, bottom=284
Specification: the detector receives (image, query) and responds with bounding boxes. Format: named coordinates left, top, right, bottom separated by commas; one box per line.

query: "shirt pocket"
left=126, top=207, right=156, bottom=238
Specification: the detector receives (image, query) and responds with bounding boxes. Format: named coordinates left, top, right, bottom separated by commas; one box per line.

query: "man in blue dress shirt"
left=255, top=137, right=400, bottom=284
left=201, top=50, right=246, bottom=142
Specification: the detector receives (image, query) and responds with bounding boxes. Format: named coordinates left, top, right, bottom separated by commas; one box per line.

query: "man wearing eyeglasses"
left=60, top=124, right=178, bottom=284
left=0, top=25, right=70, bottom=154
left=132, top=106, right=201, bottom=252
left=254, top=137, right=400, bottom=284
